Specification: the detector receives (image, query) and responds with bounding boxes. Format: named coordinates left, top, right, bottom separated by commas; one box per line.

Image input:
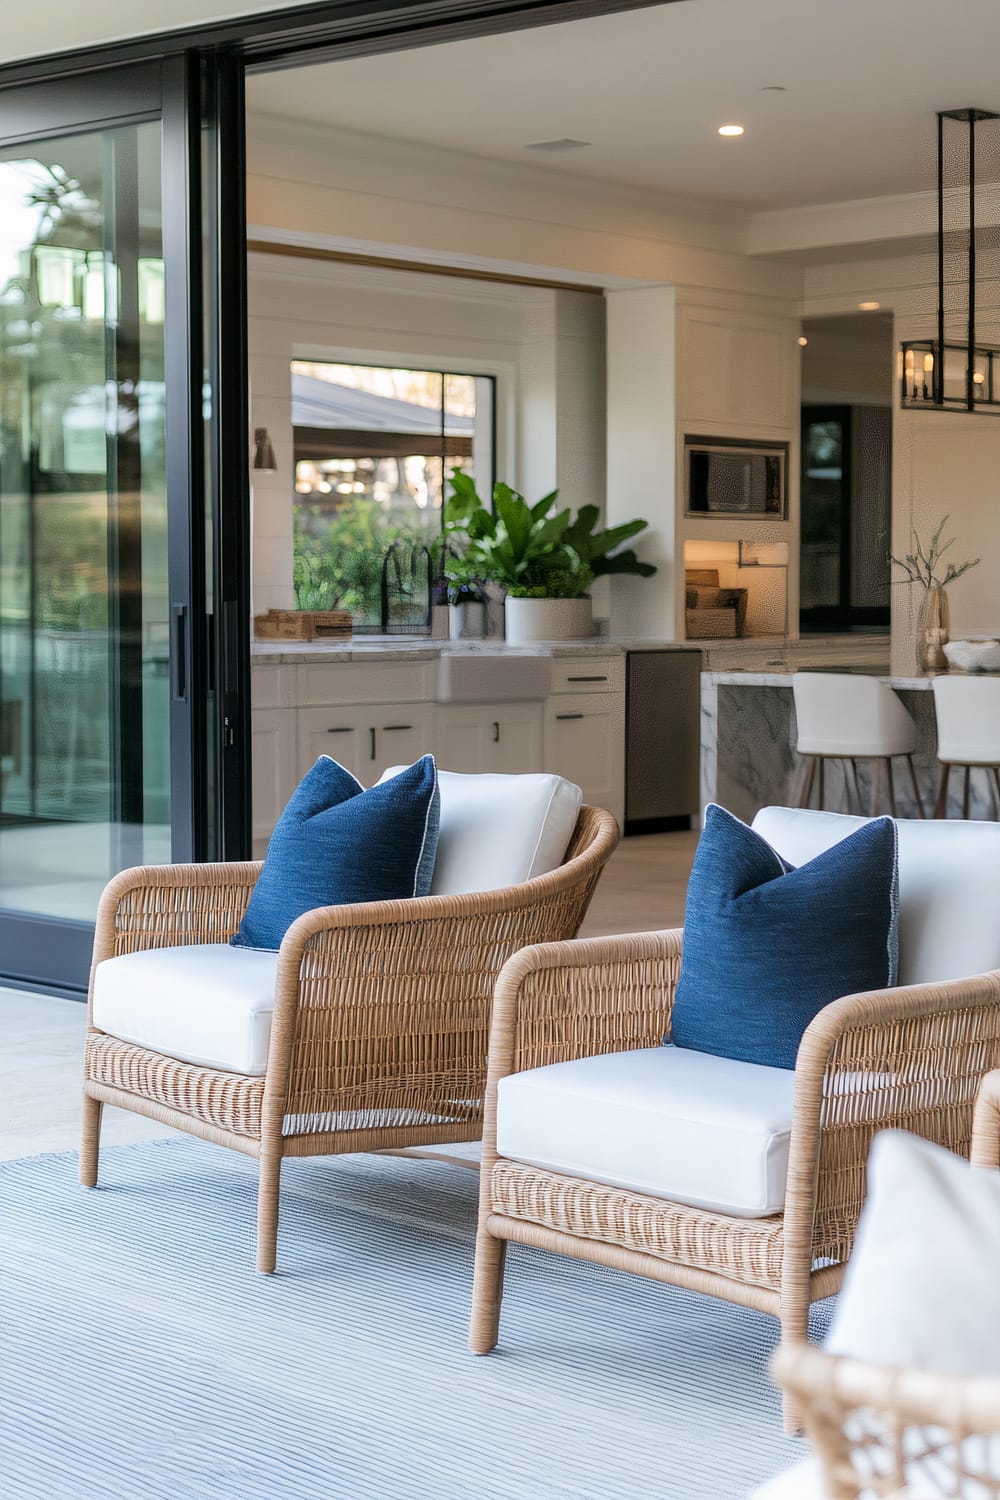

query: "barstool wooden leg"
left=817, top=758, right=825, bottom=810
left=849, top=758, right=862, bottom=814
left=885, top=758, right=898, bottom=817
left=799, top=757, right=816, bottom=809
left=963, top=765, right=972, bottom=820
left=992, top=766, right=1000, bottom=819
left=934, top=763, right=951, bottom=819
left=906, top=754, right=925, bottom=819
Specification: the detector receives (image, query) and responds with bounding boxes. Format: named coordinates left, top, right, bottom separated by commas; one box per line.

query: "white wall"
left=248, top=253, right=607, bottom=616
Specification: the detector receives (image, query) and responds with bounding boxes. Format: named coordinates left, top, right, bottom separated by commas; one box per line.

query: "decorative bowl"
left=943, top=638, right=1000, bottom=673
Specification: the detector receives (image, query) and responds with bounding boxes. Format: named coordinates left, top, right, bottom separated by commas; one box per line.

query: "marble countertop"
left=251, top=632, right=894, bottom=668
left=706, top=669, right=944, bottom=690
left=250, top=637, right=628, bottom=665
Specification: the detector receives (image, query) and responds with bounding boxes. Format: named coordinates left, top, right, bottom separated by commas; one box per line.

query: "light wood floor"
left=0, top=829, right=698, bottom=1162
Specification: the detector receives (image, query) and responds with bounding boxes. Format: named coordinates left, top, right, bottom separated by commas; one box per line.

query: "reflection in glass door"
left=0, top=120, right=170, bottom=977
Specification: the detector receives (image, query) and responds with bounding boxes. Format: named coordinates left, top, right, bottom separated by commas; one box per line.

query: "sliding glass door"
left=0, top=62, right=222, bottom=991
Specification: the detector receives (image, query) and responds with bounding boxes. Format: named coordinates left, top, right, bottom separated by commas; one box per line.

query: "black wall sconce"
left=252, top=427, right=277, bottom=472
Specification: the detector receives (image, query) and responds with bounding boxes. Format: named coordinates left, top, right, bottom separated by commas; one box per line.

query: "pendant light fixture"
left=900, top=107, right=1000, bottom=413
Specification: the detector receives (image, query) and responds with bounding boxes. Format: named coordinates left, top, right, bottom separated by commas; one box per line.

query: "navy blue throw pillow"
left=232, top=755, right=440, bottom=951
left=670, top=804, right=899, bottom=1070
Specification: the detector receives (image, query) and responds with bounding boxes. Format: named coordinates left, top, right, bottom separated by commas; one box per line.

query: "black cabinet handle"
left=383, top=724, right=413, bottom=732
left=567, top=674, right=607, bottom=683
left=556, top=713, right=585, bottom=721
left=492, top=721, right=500, bottom=743
left=326, top=727, right=351, bottom=734
left=369, top=727, right=376, bottom=760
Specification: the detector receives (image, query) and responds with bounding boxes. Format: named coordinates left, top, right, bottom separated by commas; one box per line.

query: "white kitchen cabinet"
left=435, top=702, right=544, bottom=775
left=545, top=654, right=626, bottom=823
left=297, top=703, right=434, bottom=786
left=251, top=708, right=298, bottom=855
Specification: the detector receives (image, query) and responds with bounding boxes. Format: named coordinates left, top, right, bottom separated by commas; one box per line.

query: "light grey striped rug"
left=0, top=1140, right=828, bottom=1499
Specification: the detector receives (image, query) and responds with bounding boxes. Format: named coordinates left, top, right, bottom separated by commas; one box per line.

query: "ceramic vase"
left=916, top=583, right=950, bottom=673
left=449, top=601, right=486, bottom=640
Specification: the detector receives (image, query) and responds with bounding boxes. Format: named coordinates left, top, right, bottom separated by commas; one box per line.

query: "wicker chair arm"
left=88, top=861, right=264, bottom=1012
left=260, top=869, right=616, bottom=1140
left=782, top=971, right=1000, bottom=1280
left=483, top=926, right=684, bottom=1085
left=773, top=1341, right=1000, bottom=1496
left=971, top=1069, right=1000, bottom=1170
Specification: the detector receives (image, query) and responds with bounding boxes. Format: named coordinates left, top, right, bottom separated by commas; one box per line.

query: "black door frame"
left=0, top=0, right=675, bottom=993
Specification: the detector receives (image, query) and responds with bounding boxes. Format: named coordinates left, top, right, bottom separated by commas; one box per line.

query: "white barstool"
left=792, top=672, right=924, bottom=817
left=931, top=676, right=1000, bottom=818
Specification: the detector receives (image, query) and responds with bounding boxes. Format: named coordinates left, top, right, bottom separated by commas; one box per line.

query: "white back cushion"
left=379, top=766, right=582, bottom=895
left=752, top=807, right=1000, bottom=986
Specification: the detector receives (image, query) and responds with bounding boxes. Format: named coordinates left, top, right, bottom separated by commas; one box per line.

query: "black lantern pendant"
left=901, top=107, right=1000, bottom=413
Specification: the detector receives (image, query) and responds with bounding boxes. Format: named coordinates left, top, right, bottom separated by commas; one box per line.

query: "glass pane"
left=0, top=121, right=168, bottom=925
left=799, top=417, right=845, bottom=612
left=289, top=360, right=492, bottom=633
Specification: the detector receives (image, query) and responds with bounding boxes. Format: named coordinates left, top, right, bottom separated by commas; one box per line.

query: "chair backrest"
left=792, top=672, right=917, bottom=757
left=379, top=766, right=584, bottom=895
left=752, top=805, right=1000, bottom=987
left=933, top=676, right=1000, bottom=764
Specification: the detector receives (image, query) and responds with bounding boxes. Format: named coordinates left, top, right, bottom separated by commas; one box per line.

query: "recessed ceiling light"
left=718, top=124, right=745, bottom=137
left=525, top=138, right=591, bottom=152
left=797, top=336, right=809, bottom=347
left=858, top=300, right=881, bottom=311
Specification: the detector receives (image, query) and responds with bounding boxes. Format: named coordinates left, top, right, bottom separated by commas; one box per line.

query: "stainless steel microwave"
left=685, top=437, right=787, bottom=518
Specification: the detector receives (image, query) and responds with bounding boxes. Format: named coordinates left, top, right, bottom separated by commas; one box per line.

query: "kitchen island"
left=699, top=669, right=992, bottom=821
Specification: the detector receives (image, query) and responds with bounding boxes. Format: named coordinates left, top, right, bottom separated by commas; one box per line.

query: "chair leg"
left=256, top=1151, right=283, bottom=1274
left=992, top=766, right=1000, bottom=819
left=849, top=758, right=862, bottom=814
left=79, top=1094, right=103, bottom=1188
left=778, top=1285, right=811, bottom=1437
left=906, top=754, right=925, bottom=819
left=817, top=758, right=825, bottom=811
left=798, top=757, right=816, bottom=809
left=934, top=763, right=951, bottom=819
left=869, top=756, right=884, bottom=816
left=469, top=1227, right=508, bottom=1354
left=963, top=765, right=972, bottom=820
left=885, top=758, right=898, bottom=817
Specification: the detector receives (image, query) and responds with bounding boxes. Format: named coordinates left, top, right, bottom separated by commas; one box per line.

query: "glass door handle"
left=171, top=604, right=187, bottom=702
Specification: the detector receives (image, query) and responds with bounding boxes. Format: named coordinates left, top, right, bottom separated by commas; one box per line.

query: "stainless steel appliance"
left=685, top=435, right=787, bottom=517
left=625, top=650, right=702, bottom=833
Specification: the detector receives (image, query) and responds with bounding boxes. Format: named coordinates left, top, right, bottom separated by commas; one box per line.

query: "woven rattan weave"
left=770, top=1071, right=1000, bottom=1495
left=81, top=806, right=619, bottom=1271
left=469, top=930, right=1000, bottom=1430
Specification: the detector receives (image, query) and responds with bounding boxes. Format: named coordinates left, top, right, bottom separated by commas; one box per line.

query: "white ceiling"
left=246, top=0, right=1000, bottom=214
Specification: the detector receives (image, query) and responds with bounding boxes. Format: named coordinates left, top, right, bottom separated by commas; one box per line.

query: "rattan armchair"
left=765, top=1071, right=1000, bottom=1498
left=469, top=929, right=1000, bottom=1428
left=81, top=805, right=619, bottom=1272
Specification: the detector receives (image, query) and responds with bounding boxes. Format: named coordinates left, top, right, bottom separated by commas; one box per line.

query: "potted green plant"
left=445, top=473, right=655, bottom=643
left=446, top=559, right=489, bottom=640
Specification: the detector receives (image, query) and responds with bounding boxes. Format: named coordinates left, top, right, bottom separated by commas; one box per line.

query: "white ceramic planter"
left=504, top=596, right=593, bottom=644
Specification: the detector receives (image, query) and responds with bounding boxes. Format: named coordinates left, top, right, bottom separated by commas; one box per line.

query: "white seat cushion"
left=92, top=944, right=279, bottom=1075
left=496, top=1046, right=797, bottom=1217
left=379, top=766, right=583, bottom=895
left=752, top=806, right=1000, bottom=987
